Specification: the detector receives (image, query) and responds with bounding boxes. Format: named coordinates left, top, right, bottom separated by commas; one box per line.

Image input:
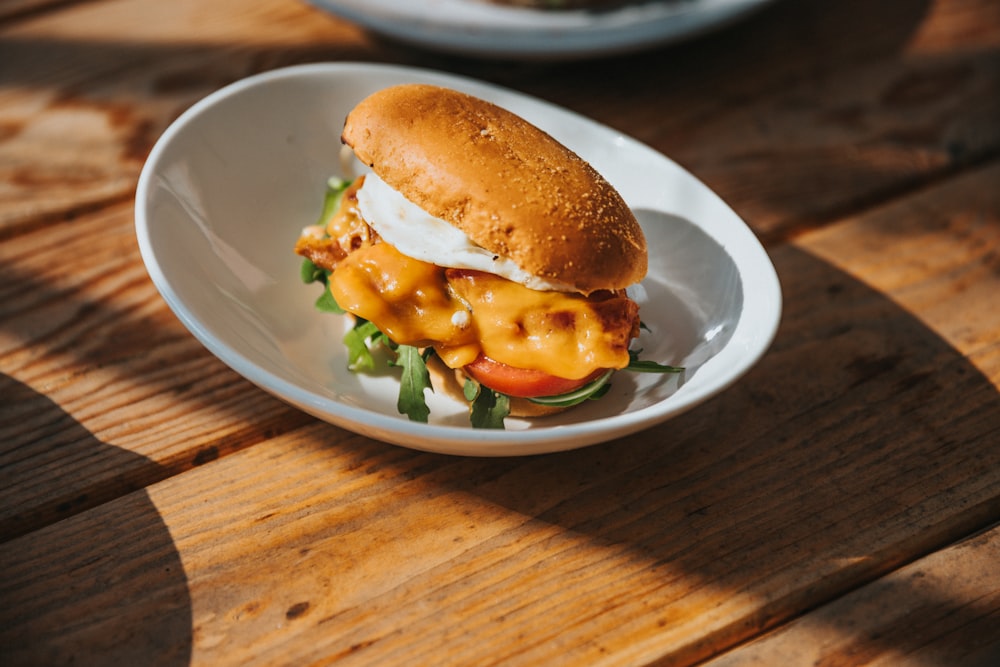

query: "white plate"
left=135, top=63, right=781, bottom=456
left=305, top=0, right=773, bottom=60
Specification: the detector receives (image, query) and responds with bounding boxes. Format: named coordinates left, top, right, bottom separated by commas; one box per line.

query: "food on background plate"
left=295, top=84, right=681, bottom=428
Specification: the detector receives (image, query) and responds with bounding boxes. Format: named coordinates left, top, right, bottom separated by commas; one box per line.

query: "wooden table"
left=2, top=0, right=999, bottom=664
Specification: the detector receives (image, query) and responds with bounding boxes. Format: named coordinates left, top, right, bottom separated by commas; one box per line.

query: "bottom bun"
left=426, top=355, right=568, bottom=418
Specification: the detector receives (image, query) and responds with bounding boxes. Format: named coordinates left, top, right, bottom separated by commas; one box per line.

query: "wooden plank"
left=689, top=158, right=1000, bottom=666
left=797, top=155, right=1000, bottom=379
left=662, top=45, right=1000, bottom=243
left=0, top=0, right=91, bottom=24
left=3, top=2, right=998, bottom=665
left=2, top=0, right=999, bottom=242
left=621, top=0, right=1000, bottom=241
left=0, top=0, right=371, bottom=235
left=445, top=0, right=1000, bottom=239
left=703, top=523, right=1000, bottom=667
left=2, top=163, right=999, bottom=665
left=0, top=202, right=314, bottom=541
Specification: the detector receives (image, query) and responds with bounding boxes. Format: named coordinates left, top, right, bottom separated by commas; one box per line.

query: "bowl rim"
left=135, top=62, right=782, bottom=456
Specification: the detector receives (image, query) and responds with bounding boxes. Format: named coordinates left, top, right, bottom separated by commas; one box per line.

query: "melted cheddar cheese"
left=329, top=242, right=476, bottom=350
left=328, top=242, right=638, bottom=380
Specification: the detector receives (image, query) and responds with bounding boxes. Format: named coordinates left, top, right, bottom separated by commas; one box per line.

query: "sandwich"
left=295, top=84, right=680, bottom=428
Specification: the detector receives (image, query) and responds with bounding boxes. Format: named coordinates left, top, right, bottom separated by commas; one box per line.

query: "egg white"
left=356, top=172, right=572, bottom=292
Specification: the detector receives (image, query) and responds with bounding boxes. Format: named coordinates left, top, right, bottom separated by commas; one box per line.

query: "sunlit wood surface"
left=2, top=0, right=999, bottom=665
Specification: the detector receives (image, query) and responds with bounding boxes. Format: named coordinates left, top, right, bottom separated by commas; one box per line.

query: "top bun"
left=341, top=84, right=646, bottom=294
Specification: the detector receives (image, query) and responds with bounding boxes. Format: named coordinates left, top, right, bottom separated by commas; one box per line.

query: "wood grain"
left=0, top=0, right=372, bottom=235
left=3, top=163, right=998, bottom=665
left=0, top=0, right=87, bottom=23
left=2, top=1, right=999, bottom=665
left=0, top=202, right=314, bottom=541
left=2, top=0, right=999, bottom=240
left=436, top=0, right=1000, bottom=241
left=799, top=162, right=1000, bottom=378
left=702, top=523, right=1000, bottom=667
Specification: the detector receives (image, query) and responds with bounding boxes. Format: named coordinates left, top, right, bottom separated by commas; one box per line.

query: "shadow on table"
left=0, top=376, right=192, bottom=667
left=3, top=237, right=995, bottom=665
left=434, top=243, right=1000, bottom=664
left=0, top=0, right=978, bottom=663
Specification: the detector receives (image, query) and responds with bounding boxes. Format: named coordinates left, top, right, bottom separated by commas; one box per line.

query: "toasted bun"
left=426, top=355, right=567, bottom=419
left=342, top=84, right=646, bottom=294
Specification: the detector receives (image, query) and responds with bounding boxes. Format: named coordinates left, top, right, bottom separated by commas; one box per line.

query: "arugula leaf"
left=371, top=328, right=398, bottom=353
left=339, top=317, right=433, bottom=423
left=627, top=359, right=685, bottom=373
left=302, top=177, right=352, bottom=308
left=315, top=286, right=345, bottom=314
left=301, top=258, right=326, bottom=285
left=343, top=319, right=380, bottom=371
left=528, top=370, right=614, bottom=408
left=463, top=377, right=479, bottom=402
left=470, top=385, right=510, bottom=429
left=316, top=176, right=351, bottom=227
left=525, top=347, right=683, bottom=409
left=626, top=349, right=684, bottom=374
left=390, top=344, right=433, bottom=423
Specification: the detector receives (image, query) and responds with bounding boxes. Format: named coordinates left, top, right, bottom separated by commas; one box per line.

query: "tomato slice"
left=463, top=355, right=606, bottom=398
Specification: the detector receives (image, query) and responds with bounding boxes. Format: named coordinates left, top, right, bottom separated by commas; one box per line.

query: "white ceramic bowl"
left=135, top=63, right=781, bottom=456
